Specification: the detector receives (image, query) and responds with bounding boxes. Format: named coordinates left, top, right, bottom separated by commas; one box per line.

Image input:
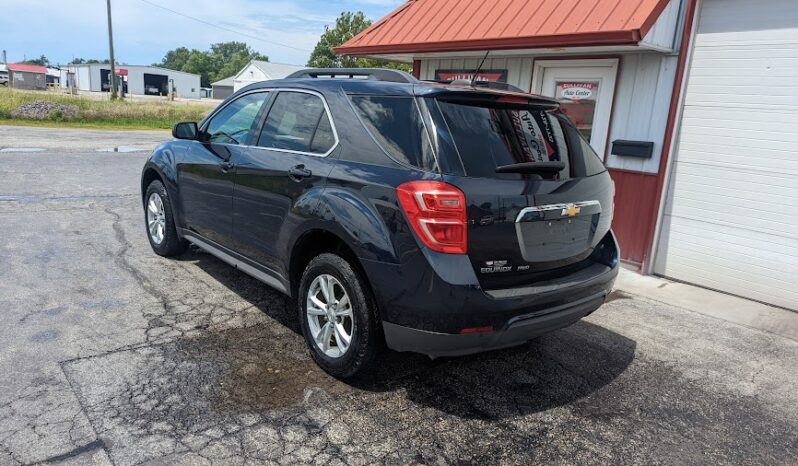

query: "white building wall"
left=233, top=63, right=269, bottom=92
left=89, top=64, right=103, bottom=92
left=59, top=64, right=200, bottom=98
left=606, top=53, right=679, bottom=173
left=641, top=0, right=684, bottom=51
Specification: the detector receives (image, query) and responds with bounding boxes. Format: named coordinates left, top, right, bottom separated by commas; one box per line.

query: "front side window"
left=205, top=92, right=268, bottom=145
left=257, top=91, right=335, bottom=154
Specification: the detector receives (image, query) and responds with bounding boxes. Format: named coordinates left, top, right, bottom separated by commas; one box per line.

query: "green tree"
left=155, top=42, right=268, bottom=87
left=308, top=11, right=410, bottom=71
left=208, top=42, right=268, bottom=84
left=72, top=58, right=104, bottom=64
left=157, top=47, right=193, bottom=71
left=23, top=55, right=50, bottom=67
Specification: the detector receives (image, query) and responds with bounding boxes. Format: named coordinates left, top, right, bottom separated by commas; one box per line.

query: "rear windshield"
left=435, top=99, right=606, bottom=180
left=350, top=96, right=437, bottom=171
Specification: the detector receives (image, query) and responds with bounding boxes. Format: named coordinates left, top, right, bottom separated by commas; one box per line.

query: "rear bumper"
left=383, top=292, right=606, bottom=358
left=360, top=230, right=619, bottom=356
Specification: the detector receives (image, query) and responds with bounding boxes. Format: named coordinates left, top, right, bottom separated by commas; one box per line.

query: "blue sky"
left=0, top=0, right=403, bottom=67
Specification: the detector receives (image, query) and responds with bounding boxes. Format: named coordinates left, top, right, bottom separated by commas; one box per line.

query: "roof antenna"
left=470, top=50, right=490, bottom=88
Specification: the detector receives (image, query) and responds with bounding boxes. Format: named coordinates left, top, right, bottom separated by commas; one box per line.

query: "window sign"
left=435, top=69, right=508, bottom=83
left=555, top=81, right=598, bottom=141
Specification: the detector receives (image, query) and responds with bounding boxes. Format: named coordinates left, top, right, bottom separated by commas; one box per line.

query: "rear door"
left=232, top=90, right=337, bottom=275
left=430, top=96, right=614, bottom=289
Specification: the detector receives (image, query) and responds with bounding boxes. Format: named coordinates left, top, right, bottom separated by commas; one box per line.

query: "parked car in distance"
left=0, top=71, right=9, bottom=86
left=141, top=68, right=619, bottom=378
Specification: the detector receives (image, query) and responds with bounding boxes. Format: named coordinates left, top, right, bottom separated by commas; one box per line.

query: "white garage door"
left=655, top=0, right=798, bottom=310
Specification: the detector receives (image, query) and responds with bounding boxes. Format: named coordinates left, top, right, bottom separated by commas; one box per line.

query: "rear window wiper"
left=495, top=161, right=565, bottom=174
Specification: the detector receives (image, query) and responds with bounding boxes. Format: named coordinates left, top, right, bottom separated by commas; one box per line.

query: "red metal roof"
left=7, top=63, right=48, bottom=74
left=336, top=0, right=671, bottom=55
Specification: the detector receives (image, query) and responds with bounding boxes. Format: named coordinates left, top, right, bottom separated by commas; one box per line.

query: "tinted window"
left=436, top=100, right=606, bottom=180
left=258, top=92, right=335, bottom=154
left=205, top=92, right=267, bottom=145
left=351, top=96, right=436, bottom=171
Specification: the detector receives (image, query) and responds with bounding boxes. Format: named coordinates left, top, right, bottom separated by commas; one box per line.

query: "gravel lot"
left=1, top=125, right=796, bottom=465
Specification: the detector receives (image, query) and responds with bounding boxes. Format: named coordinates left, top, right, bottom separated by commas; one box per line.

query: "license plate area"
left=515, top=201, right=601, bottom=263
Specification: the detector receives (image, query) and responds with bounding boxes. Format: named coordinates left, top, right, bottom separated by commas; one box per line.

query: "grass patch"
left=0, top=87, right=212, bottom=130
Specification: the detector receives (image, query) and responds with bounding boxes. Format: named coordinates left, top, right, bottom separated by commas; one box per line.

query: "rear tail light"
left=396, top=181, right=467, bottom=254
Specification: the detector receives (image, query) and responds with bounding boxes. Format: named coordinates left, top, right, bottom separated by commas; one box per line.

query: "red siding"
left=609, top=168, right=659, bottom=267
left=412, top=60, right=421, bottom=79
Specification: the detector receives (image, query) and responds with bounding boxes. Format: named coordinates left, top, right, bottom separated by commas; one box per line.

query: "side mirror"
left=172, top=121, right=198, bottom=140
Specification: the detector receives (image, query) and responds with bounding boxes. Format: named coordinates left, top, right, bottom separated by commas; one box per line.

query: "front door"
left=532, top=59, right=618, bottom=159
left=233, top=90, right=337, bottom=276
left=178, top=91, right=269, bottom=247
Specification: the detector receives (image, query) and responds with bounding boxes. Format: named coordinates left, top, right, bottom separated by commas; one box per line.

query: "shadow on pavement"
left=184, top=247, right=636, bottom=420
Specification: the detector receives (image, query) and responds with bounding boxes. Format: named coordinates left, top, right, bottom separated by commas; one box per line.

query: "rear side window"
left=350, top=96, right=437, bottom=171
left=258, top=91, right=335, bottom=154
left=435, top=99, right=606, bottom=180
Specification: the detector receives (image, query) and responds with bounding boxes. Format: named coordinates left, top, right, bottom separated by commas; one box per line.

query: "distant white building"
left=60, top=64, right=201, bottom=99
left=211, top=75, right=235, bottom=100
left=232, top=61, right=306, bottom=92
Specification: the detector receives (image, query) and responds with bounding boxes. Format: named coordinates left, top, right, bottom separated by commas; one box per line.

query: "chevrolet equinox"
left=140, top=68, right=619, bottom=378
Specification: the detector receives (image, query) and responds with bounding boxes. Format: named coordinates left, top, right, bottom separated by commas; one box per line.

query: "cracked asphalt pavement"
left=1, top=125, right=797, bottom=465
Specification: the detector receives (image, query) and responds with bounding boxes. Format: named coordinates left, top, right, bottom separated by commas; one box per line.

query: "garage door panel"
left=692, top=46, right=798, bottom=61
left=679, top=123, right=798, bottom=145
left=667, top=223, right=798, bottom=266
left=656, top=0, right=798, bottom=310
left=668, top=172, right=798, bottom=207
left=658, top=253, right=798, bottom=310
left=689, top=56, right=798, bottom=70
left=669, top=217, right=798, bottom=257
left=675, top=149, right=798, bottom=175
left=681, top=109, right=798, bottom=132
left=683, top=92, right=798, bottom=108
left=667, top=194, right=798, bottom=231
left=663, top=247, right=797, bottom=290
left=673, top=159, right=798, bottom=187
left=689, top=83, right=798, bottom=100
left=659, top=251, right=798, bottom=298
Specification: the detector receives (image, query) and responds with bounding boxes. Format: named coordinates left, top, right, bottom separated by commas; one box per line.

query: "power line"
left=136, top=0, right=311, bottom=52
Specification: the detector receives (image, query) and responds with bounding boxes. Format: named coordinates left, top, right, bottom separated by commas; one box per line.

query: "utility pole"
left=106, top=0, right=118, bottom=100
left=2, top=50, right=6, bottom=65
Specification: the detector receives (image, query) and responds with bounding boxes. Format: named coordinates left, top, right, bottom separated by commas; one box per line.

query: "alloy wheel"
left=306, top=274, right=354, bottom=358
left=146, top=192, right=166, bottom=245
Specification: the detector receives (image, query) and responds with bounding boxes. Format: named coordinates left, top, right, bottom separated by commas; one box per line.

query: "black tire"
left=298, top=253, right=380, bottom=379
left=144, top=180, right=188, bottom=257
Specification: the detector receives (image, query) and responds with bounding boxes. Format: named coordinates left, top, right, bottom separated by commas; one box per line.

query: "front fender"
left=141, top=142, right=182, bottom=225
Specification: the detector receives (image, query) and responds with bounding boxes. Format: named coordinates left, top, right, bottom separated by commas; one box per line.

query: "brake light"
left=396, top=181, right=467, bottom=254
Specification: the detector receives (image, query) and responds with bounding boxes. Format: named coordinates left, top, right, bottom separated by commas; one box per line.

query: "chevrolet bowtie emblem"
left=561, top=204, right=581, bottom=217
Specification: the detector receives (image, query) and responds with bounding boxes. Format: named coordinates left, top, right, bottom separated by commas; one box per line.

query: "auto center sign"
left=556, top=82, right=597, bottom=101
left=435, top=69, right=508, bottom=83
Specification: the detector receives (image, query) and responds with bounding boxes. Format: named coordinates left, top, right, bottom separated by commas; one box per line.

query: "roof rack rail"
left=286, top=68, right=418, bottom=84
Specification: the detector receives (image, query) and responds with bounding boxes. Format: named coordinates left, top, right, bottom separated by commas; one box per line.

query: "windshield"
left=434, top=98, right=606, bottom=180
